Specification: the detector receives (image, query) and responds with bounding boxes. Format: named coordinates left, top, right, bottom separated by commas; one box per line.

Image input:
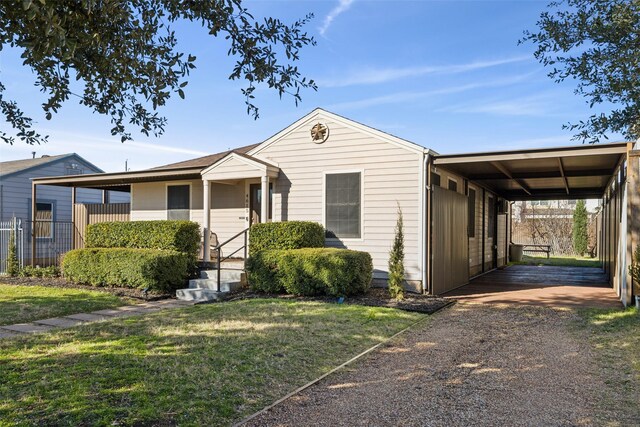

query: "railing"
left=213, top=228, right=249, bottom=291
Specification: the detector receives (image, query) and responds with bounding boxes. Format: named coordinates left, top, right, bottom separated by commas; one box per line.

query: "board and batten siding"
left=0, top=157, right=129, bottom=222
left=251, top=114, right=424, bottom=284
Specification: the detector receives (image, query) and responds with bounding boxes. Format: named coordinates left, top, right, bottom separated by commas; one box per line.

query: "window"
left=448, top=179, right=458, bottom=192
left=35, top=202, right=53, bottom=238
left=167, top=185, right=190, bottom=220
left=430, top=172, right=441, bottom=187
left=325, top=172, right=361, bottom=239
left=468, top=188, right=476, bottom=238
left=487, top=196, right=496, bottom=238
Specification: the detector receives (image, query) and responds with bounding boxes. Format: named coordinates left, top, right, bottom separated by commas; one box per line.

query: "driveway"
left=244, top=303, right=636, bottom=426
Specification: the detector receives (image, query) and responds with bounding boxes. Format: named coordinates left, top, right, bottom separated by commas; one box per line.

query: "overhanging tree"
left=521, top=0, right=640, bottom=143
left=0, top=0, right=316, bottom=145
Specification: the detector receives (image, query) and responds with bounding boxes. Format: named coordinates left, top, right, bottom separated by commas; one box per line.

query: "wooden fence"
left=73, top=203, right=130, bottom=248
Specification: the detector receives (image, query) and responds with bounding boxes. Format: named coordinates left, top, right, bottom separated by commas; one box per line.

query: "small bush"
left=631, top=244, right=640, bottom=294
left=86, top=220, right=200, bottom=256
left=19, top=265, right=60, bottom=278
left=62, top=248, right=190, bottom=291
left=247, top=248, right=372, bottom=296
left=249, top=221, right=324, bottom=254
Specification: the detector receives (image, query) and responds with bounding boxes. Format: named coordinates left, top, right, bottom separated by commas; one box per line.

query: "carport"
left=428, top=141, right=639, bottom=306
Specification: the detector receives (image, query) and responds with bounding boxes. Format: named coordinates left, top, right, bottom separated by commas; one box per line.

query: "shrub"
left=249, top=221, right=324, bottom=254
left=630, top=244, right=640, bottom=294
left=572, top=200, right=588, bottom=256
left=6, top=230, right=19, bottom=277
left=62, top=248, right=190, bottom=291
left=19, top=265, right=60, bottom=278
left=388, top=205, right=405, bottom=300
left=245, top=250, right=286, bottom=293
left=247, top=248, right=372, bottom=296
left=86, top=220, right=200, bottom=256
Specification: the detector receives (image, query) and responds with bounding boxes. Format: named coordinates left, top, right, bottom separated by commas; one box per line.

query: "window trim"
left=322, top=169, right=364, bottom=242
left=165, top=182, right=192, bottom=221
left=430, top=172, right=441, bottom=188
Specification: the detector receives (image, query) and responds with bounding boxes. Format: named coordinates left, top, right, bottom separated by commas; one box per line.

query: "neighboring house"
left=0, top=153, right=129, bottom=223
left=30, top=109, right=636, bottom=304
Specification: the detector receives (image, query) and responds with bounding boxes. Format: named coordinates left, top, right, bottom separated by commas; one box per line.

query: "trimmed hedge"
left=249, top=221, right=324, bottom=254
left=86, top=220, right=200, bottom=256
left=247, top=248, right=372, bottom=296
left=62, top=248, right=190, bottom=291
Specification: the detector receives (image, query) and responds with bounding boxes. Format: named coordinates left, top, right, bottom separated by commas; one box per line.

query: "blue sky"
left=0, top=1, right=623, bottom=172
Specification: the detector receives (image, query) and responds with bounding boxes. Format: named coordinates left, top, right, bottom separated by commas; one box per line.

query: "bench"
left=522, top=244, right=551, bottom=259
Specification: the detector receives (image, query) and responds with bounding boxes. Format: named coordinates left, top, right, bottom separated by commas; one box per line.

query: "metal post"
left=71, top=187, right=76, bottom=249
left=243, top=230, right=247, bottom=266
left=217, top=250, right=221, bottom=292
left=31, top=183, right=37, bottom=267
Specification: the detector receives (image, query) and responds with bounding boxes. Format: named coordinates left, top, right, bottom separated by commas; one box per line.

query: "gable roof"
left=0, top=153, right=104, bottom=179
left=151, top=143, right=261, bottom=171
left=248, top=108, right=434, bottom=157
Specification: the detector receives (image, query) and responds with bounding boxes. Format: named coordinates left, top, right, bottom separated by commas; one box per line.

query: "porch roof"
left=433, top=142, right=632, bottom=201
left=201, top=151, right=279, bottom=181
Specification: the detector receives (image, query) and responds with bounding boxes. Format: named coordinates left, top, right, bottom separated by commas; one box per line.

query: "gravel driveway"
left=244, top=303, right=636, bottom=426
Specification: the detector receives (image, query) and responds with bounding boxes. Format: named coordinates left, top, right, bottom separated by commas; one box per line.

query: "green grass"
left=576, top=307, right=640, bottom=418
left=0, top=284, right=133, bottom=326
left=0, top=299, right=424, bottom=426
left=510, top=254, right=601, bottom=268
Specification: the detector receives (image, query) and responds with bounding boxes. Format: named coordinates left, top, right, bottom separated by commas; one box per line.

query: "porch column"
left=203, top=180, right=211, bottom=263
left=261, top=175, right=269, bottom=223
left=31, top=183, right=37, bottom=267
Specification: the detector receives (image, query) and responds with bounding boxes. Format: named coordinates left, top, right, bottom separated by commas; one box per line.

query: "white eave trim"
left=247, top=108, right=428, bottom=157
left=200, top=152, right=279, bottom=179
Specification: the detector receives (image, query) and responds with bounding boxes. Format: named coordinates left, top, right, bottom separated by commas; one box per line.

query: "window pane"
left=431, top=173, right=441, bottom=187
left=325, top=172, right=361, bottom=239
left=448, top=180, right=458, bottom=192
left=168, top=185, right=190, bottom=220
left=35, top=202, right=53, bottom=238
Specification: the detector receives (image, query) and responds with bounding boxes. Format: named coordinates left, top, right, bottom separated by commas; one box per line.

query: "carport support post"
left=71, top=187, right=76, bottom=249
left=31, top=183, right=37, bottom=267
left=626, top=148, right=640, bottom=303
left=203, top=180, right=211, bottom=265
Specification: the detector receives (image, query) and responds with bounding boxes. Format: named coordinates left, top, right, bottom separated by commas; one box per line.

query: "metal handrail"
left=213, top=227, right=249, bottom=291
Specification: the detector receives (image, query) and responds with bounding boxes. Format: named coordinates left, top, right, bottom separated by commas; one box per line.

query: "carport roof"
left=433, top=142, right=632, bottom=201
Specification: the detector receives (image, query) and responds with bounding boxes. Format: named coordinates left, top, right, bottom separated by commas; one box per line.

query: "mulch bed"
left=227, top=287, right=452, bottom=314
left=0, top=276, right=172, bottom=301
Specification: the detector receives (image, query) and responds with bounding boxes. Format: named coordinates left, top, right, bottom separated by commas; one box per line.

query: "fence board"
left=74, top=203, right=130, bottom=249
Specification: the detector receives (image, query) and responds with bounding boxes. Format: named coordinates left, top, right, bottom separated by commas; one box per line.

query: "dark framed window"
left=468, top=188, right=476, bottom=238
left=448, top=179, right=458, bottom=192
left=35, top=202, right=53, bottom=238
left=167, top=185, right=190, bottom=220
left=430, top=172, right=441, bottom=187
left=487, top=195, right=496, bottom=238
left=325, top=172, right=361, bottom=239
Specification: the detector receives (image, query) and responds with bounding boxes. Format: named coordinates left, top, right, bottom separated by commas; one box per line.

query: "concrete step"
left=207, top=259, right=246, bottom=269
left=176, top=288, right=228, bottom=303
left=200, top=269, right=244, bottom=282
left=188, top=279, right=242, bottom=293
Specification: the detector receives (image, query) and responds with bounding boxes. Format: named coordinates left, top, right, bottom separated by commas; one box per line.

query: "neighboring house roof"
left=0, top=153, right=104, bottom=179
left=151, top=143, right=261, bottom=171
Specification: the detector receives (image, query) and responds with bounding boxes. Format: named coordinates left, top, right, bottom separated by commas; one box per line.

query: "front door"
left=249, top=183, right=273, bottom=225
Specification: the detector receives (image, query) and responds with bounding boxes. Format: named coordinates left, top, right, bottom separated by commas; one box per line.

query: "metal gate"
left=0, top=218, right=25, bottom=274
left=432, top=186, right=469, bottom=294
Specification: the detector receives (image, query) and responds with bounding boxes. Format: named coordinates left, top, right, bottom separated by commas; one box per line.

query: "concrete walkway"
left=0, top=299, right=195, bottom=339
left=245, top=303, right=637, bottom=426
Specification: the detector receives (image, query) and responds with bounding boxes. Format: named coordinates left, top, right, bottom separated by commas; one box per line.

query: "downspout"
left=422, top=152, right=432, bottom=294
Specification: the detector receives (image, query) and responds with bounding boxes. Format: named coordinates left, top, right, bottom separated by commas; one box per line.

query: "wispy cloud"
left=319, top=55, right=532, bottom=88
left=438, top=93, right=560, bottom=117
left=319, top=0, right=355, bottom=37
left=326, top=72, right=536, bottom=111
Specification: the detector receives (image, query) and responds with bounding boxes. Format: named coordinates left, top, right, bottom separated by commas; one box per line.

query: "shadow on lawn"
left=0, top=299, right=421, bottom=426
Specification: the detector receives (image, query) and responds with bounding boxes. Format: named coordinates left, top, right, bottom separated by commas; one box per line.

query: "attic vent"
left=310, top=122, right=329, bottom=144
left=65, top=163, right=84, bottom=176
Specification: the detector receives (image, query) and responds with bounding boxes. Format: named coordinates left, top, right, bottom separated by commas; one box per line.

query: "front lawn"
left=0, top=299, right=423, bottom=426
left=511, top=255, right=601, bottom=268
left=0, top=284, right=134, bottom=325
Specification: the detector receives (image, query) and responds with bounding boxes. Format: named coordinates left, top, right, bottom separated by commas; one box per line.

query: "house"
left=0, top=153, right=129, bottom=269
left=29, top=109, right=638, bottom=305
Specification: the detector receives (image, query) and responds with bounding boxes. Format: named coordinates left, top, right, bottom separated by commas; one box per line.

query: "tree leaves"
left=1, top=0, right=317, bottom=145
left=521, top=0, right=640, bottom=144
